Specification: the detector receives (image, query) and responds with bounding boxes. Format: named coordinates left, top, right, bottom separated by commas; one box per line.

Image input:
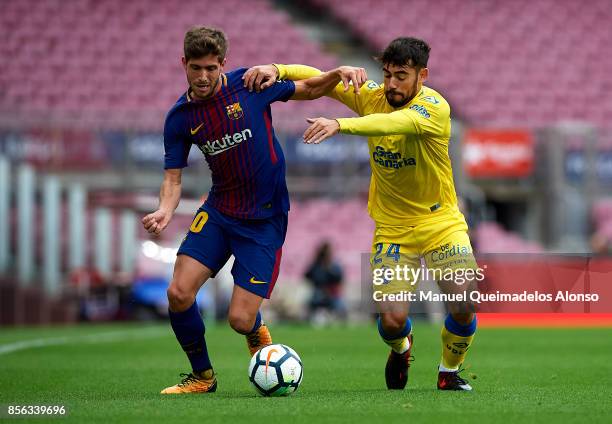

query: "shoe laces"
left=177, top=373, right=200, bottom=387
left=449, top=367, right=469, bottom=385
left=391, top=350, right=414, bottom=367
left=246, top=331, right=260, bottom=347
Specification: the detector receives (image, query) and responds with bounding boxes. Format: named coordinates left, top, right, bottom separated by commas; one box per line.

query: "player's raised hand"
left=142, top=209, right=172, bottom=235
left=336, top=66, right=368, bottom=94
left=303, top=117, right=340, bottom=144
left=243, top=64, right=279, bottom=93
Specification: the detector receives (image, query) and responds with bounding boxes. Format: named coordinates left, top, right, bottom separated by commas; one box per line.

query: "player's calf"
left=166, top=301, right=215, bottom=393
left=440, top=314, right=476, bottom=373
left=228, top=309, right=256, bottom=335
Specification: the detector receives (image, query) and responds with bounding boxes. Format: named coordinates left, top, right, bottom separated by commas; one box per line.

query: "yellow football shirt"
left=276, top=64, right=462, bottom=227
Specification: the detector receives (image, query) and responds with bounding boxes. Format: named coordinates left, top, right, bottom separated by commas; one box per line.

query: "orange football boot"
left=160, top=370, right=217, bottom=394
left=246, top=324, right=273, bottom=356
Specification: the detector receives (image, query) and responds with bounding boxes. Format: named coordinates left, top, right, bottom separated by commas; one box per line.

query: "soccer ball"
left=248, top=344, right=303, bottom=396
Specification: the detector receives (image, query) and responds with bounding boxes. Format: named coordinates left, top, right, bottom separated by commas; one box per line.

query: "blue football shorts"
left=177, top=203, right=287, bottom=299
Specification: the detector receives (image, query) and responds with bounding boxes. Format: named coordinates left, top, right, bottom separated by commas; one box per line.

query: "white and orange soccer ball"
left=248, top=344, right=303, bottom=396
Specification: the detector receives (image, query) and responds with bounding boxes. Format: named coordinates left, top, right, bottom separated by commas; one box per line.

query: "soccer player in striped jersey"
left=245, top=37, right=478, bottom=391
left=142, top=26, right=366, bottom=394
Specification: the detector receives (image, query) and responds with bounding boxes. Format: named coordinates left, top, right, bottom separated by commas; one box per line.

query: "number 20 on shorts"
left=190, top=211, right=208, bottom=233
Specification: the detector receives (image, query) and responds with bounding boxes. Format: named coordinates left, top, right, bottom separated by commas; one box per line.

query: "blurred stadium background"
left=1, top=0, right=612, bottom=327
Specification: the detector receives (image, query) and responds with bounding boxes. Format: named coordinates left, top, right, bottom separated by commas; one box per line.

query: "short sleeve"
left=163, top=112, right=191, bottom=169
left=258, top=79, right=296, bottom=104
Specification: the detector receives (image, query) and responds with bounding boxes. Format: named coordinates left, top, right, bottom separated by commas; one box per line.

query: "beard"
left=385, top=91, right=410, bottom=108
left=385, top=80, right=419, bottom=108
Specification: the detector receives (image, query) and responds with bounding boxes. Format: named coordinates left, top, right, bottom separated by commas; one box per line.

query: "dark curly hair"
left=378, top=37, right=430, bottom=69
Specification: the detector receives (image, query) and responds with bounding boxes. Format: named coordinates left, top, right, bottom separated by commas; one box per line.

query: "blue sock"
left=249, top=311, right=262, bottom=334
left=377, top=316, right=412, bottom=340
left=377, top=315, right=412, bottom=353
left=169, top=302, right=212, bottom=373
left=444, top=314, right=477, bottom=337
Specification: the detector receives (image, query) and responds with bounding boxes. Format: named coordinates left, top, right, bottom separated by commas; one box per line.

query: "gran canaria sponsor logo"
left=197, top=128, right=253, bottom=156
left=372, top=146, right=416, bottom=169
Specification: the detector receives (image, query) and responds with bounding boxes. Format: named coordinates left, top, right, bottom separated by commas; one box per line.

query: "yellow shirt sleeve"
left=328, top=83, right=370, bottom=115
left=274, top=64, right=321, bottom=80
left=273, top=63, right=371, bottom=114
left=337, top=100, right=449, bottom=137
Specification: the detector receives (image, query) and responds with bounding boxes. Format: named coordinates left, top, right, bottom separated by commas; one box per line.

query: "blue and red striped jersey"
left=163, top=68, right=295, bottom=219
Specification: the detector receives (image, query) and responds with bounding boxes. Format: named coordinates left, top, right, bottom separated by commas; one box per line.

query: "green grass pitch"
left=1, top=322, right=611, bottom=423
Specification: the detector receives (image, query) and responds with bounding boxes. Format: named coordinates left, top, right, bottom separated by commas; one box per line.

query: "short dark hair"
left=379, top=37, right=430, bottom=69
left=183, top=26, right=228, bottom=62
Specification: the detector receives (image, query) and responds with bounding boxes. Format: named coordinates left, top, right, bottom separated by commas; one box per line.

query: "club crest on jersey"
left=422, top=95, right=439, bottom=105
left=226, top=102, right=243, bottom=120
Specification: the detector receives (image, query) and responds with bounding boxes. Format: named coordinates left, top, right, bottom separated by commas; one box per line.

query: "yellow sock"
left=195, top=369, right=214, bottom=380
left=440, top=326, right=474, bottom=370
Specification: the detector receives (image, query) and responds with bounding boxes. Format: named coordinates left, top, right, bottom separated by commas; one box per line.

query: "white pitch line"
left=0, top=326, right=167, bottom=356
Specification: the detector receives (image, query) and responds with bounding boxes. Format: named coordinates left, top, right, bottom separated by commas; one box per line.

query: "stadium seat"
left=311, top=0, right=612, bottom=129
left=0, top=0, right=348, bottom=132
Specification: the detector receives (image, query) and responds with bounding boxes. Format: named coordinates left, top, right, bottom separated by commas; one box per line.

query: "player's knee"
left=166, top=284, right=195, bottom=312
left=451, top=312, right=475, bottom=326
left=228, top=310, right=255, bottom=335
left=380, top=313, right=408, bottom=336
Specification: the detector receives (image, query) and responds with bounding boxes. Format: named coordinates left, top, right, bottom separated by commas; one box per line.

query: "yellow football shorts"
left=370, top=213, right=479, bottom=295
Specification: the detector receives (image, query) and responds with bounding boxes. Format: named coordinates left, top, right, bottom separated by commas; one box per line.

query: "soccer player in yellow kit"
left=244, top=37, right=478, bottom=391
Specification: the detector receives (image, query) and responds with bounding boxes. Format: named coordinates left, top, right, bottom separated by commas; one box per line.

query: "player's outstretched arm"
left=142, top=168, right=182, bottom=235
left=244, top=64, right=371, bottom=114
left=292, top=66, right=367, bottom=100
left=243, top=64, right=321, bottom=92
left=303, top=108, right=432, bottom=144
left=302, top=117, right=340, bottom=144
left=334, top=110, right=422, bottom=136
